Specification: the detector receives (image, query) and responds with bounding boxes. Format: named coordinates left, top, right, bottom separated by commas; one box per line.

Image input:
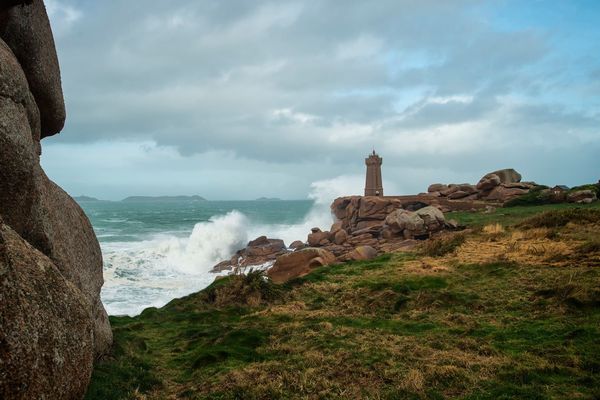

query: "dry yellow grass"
left=453, top=234, right=574, bottom=266
left=482, top=223, right=505, bottom=235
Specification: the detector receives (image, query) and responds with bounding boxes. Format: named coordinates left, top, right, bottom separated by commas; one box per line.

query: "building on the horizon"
left=364, top=150, right=383, bottom=196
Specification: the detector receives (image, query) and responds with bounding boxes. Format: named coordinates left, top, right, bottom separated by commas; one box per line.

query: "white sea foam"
left=101, top=176, right=359, bottom=316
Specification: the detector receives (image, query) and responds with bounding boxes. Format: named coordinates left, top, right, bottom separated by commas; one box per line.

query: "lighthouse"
left=364, top=150, right=383, bottom=196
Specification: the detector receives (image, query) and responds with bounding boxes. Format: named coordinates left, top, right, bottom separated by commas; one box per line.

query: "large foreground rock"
left=268, top=248, right=336, bottom=283
left=0, top=37, right=40, bottom=235
left=0, top=221, right=94, bottom=400
left=35, top=176, right=112, bottom=354
left=0, top=1, right=111, bottom=394
left=0, top=6, right=110, bottom=357
left=0, top=0, right=66, bottom=137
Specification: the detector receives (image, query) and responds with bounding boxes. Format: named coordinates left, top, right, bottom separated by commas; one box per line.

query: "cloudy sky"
left=41, top=0, right=600, bottom=200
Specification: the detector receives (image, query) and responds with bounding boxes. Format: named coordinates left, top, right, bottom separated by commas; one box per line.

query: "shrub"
left=205, top=270, right=283, bottom=307
left=504, top=186, right=551, bottom=207
left=568, top=184, right=600, bottom=197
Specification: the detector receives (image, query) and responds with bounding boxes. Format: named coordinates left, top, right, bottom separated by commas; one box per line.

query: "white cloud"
left=427, top=95, right=474, bottom=105
left=336, top=34, right=384, bottom=60
left=271, top=108, right=317, bottom=124
left=45, top=0, right=81, bottom=35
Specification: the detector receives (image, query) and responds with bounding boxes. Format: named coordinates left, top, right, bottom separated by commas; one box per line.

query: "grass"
left=420, top=233, right=467, bottom=257
left=86, top=202, right=600, bottom=399
left=517, top=207, right=600, bottom=229
left=447, top=201, right=600, bottom=227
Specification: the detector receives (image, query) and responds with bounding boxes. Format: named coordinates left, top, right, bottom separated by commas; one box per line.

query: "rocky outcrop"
left=211, top=236, right=288, bottom=272
left=0, top=221, right=94, bottom=400
left=427, top=183, right=447, bottom=193
left=567, top=190, right=597, bottom=204
left=307, top=227, right=330, bottom=246
left=476, top=174, right=502, bottom=191
left=425, top=168, right=536, bottom=204
left=289, top=240, right=305, bottom=250
left=301, top=200, right=456, bottom=263
left=306, top=169, right=535, bottom=263
left=0, top=1, right=111, bottom=397
left=486, top=168, right=522, bottom=184
left=267, top=248, right=336, bottom=283
left=484, top=185, right=529, bottom=202
left=384, top=206, right=446, bottom=239
left=331, top=196, right=404, bottom=233
left=333, top=228, right=348, bottom=245
left=385, top=209, right=424, bottom=237
left=472, top=169, right=528, bottom=201
left=331, top=195, right=480, bottom=235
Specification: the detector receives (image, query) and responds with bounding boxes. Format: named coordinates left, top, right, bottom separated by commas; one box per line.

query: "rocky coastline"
left=0, top=2, right=598, bottom=397
left=211, top=168, right=599, bottom=283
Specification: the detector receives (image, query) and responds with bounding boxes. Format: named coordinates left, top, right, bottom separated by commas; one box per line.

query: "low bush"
left=504, top=186, right=552, bottom=207
left=205, top=270, right=283, bottom=307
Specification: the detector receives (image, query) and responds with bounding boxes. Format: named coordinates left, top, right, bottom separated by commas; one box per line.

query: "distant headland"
left=73, top=195, right=102, bottom=202
left=121, top=195, right=207, bottom=202
left=255, top=197, right=282, bottom=201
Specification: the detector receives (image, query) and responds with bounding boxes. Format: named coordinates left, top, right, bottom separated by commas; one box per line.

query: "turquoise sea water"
left=78, top=199, right=326, bottom=316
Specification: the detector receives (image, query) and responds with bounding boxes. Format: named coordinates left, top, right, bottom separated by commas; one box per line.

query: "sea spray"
left=249, top=176, right=361, bottom=244
left=95, top=176, right=363, bottom=316
left=161, top=211, right=249, bottom=274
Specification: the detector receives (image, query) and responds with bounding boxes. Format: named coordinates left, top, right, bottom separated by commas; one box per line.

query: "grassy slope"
left=87, top=203, right=600, bottom=400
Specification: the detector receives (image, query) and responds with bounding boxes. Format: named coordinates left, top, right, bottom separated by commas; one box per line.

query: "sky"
left=40, top=0, right=600, bottom=200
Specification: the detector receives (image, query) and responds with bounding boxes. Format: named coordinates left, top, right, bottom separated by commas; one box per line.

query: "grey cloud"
left=42, top=0, right=600, bottom=196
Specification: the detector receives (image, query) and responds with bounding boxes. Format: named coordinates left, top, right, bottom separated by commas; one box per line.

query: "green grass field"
left=86, top=202, right=600, bottom=399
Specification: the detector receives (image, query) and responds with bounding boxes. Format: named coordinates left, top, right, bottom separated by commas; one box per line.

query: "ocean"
left=79, top=199, right=332, bottom=316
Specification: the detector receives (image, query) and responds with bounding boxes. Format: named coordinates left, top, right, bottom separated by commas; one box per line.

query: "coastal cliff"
left=0, top=1, right=111, bottom=398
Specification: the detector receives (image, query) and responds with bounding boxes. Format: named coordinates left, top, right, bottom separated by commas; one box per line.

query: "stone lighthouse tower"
left=364, top=150, right=383, bottom=196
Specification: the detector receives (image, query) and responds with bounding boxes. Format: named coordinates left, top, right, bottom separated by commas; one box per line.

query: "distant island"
left=73, top=195, right=102, bottom=202
left=255, top=197, right=282, bottom=201
left=121, top=195, right=206, bottom=202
